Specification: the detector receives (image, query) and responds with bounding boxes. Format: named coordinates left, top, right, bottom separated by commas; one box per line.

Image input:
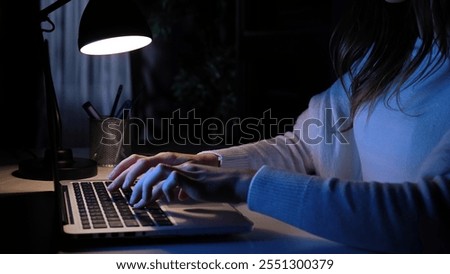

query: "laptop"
left=39, top=38, right=252, bottom=247
left=57, top=178, right=254, bottom=240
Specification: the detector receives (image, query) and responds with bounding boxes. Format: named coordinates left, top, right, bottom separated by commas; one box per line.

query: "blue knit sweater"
left=207, top=41, right=450, bottom=253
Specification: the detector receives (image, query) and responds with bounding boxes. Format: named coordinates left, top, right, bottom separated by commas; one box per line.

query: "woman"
left=107, top=0, right=450, bottom=253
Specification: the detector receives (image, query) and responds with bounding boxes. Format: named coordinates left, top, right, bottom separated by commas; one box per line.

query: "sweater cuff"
left=198, top=148, right=250, bottom=169
left=247, top=165, right=311, bottom=228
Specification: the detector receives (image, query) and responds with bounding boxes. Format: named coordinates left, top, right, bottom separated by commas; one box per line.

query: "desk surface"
left=0, top=164, right=367, bottom=254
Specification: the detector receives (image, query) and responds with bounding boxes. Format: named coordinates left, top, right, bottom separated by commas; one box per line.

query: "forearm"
left=201, top=133, right=314, bottom=174
left=247, top=166, right=450, bottom=253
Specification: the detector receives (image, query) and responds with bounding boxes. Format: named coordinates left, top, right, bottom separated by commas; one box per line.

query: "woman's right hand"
left=126, top=162, right=254, bottom=208
left=107, top=152, right=220, bottom=191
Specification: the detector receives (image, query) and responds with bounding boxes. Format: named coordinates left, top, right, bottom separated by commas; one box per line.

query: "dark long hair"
left=330, top=0, right=450, bottom=121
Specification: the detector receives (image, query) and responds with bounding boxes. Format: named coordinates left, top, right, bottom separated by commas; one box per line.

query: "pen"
left=82, top=101, right=102, bottom=120
left=115, top=99, right=132, bottom=118
left=116, top=89, right=143, bottom=118
left=110, top=84, right=123, bottom=117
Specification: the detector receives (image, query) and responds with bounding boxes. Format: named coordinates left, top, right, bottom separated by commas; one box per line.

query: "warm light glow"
left=80, top=35, right=152, bottom=55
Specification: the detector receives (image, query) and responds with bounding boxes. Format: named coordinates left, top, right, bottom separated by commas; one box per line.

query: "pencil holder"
left=89, top=117, right=130, bottom=167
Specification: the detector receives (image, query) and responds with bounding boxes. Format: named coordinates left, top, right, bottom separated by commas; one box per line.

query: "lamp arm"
left=42, top=39, right=63, bottom=150
left=40, top=0, right=72, bottom=22
left=39, top=0, right=74, bottom=149
left=16, top=0, right=98, bottom=181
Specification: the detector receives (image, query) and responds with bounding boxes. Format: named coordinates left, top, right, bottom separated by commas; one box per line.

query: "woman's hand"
left=107, top=151, right=255, bottom=207
left=127, top=162, right=255, bottom=208
left=107, top=152, right=220, bottom=191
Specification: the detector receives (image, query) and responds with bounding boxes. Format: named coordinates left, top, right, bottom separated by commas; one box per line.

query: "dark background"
left=0, top=0, right=45, bottom=163
left=0, top=0, right=348, bottom=162
left=0, top=0, right=347, bottom=253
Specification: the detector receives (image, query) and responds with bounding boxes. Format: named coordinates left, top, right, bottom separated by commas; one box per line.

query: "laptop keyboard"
left=72, top=181, right=173, bottom=229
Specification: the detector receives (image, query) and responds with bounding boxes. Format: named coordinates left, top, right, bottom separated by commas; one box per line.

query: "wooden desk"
left=0, top=164, right=367, bottom=254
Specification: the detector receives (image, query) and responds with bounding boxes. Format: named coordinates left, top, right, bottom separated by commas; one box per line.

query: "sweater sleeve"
left=200, top=77, right=360, bottom=180
left=247, top=130, right=450, bottom=253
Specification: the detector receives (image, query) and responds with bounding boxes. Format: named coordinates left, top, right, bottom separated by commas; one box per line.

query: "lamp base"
left=15, top=148, right=98, bottom=181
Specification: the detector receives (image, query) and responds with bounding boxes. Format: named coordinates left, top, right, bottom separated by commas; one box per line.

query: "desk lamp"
left=16, top=0, right=152, bottom=180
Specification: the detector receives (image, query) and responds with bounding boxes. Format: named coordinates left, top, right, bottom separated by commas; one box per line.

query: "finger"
left=107, top=165, right=133, bottom=191
left=132, top=198, right=147, bottom=209
left=148, top=167, right=183, bottom=203
left=129, top=167, right=154, bottom=205
left=152, top=181, right=183, bottom=203
left=133, top=181, right=162, bottom=208
left=108, top=154, right=143, bottom=180
left=132, top=180, right=154, bottom=209
left=121, top=158, right=154, bottom=189
left=108, top=158, right=149, bottom=191
left=178, top=189, right=190, bottom=201
left=150, top=181, right=164, bottom=203
left=129, top=179, right=143, bottom=206
left=161, top=171, right=181, bottom=203
left=131, top=164, right=172, bottom=206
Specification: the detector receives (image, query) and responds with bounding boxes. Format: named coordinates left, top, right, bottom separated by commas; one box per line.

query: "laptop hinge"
left=61, top=185, right=74, bottom=225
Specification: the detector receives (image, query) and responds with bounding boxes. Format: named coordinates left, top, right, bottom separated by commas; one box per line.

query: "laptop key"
left=73, top=183, right=91, bottom=229
left=81, top=182, right=108, bottom=229
left=133, top=209, right=155, bottom=226
left=94, top=182, right=124, bottom=228
left=75, top=181, right=175, bottom=229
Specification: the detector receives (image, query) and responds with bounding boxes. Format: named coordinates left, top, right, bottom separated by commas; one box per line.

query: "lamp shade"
left=78, top=0, right=152, bottom=55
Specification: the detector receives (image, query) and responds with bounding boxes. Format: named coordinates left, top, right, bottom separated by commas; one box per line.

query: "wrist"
left=196, top=152, right=222, bottom=167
